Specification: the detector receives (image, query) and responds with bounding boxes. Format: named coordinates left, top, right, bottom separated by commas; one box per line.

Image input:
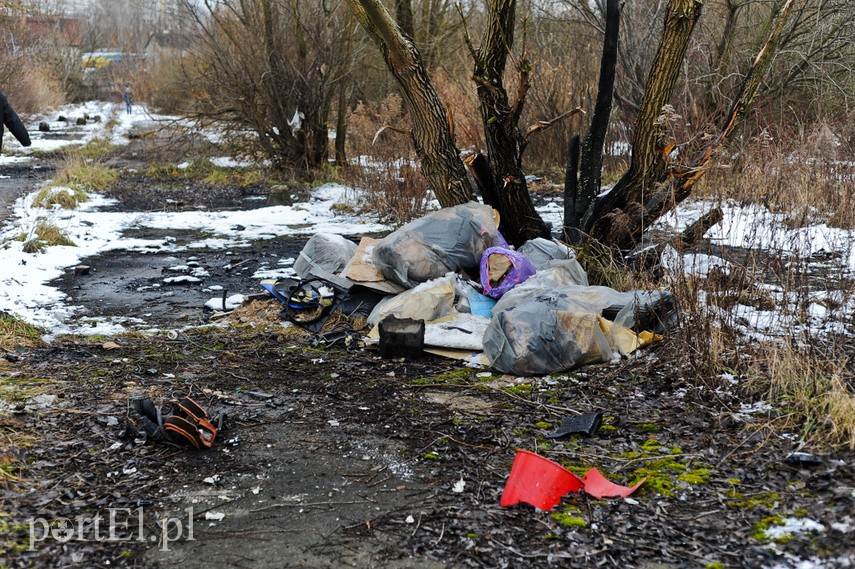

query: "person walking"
left=123, top=85, right=133, bottom=114
left=0, top=92, right=31, bottom=154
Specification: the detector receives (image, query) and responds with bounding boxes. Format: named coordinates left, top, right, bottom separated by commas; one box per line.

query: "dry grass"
left=2, top=63, right=66, bottom=114
left=75, top=136, right=116, bottom=161
left=0, top=312, right=44, bottom=354
left=48, top=156, right=118, bottom=194
left=752, top=342, right=855, bottom=449
left=18, top=221, right=76, bottom=252
left=342, top=94, right=433, bottom=224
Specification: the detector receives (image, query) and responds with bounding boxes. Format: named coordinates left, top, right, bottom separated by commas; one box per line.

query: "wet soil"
left=2, top=144, right=854, bottom=569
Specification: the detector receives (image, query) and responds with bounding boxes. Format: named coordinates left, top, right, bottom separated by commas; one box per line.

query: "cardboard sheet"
left=341, top=237, right=407, bottom=295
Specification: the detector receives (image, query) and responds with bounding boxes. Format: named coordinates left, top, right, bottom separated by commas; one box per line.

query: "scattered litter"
left=124, top=397, right=221, bottom=449
left=405, top=515, right=415, bottom=524
left=102, top=341, right=121, bottom=350
left=327, top=419, right=340, bottom=427
left=452, top=477, right=466, bottom=493
left=500, top=449, right=583, bottom=511
left=204, top=512, right=226, bottom=521
left=545, top=412, right=603, bottom=438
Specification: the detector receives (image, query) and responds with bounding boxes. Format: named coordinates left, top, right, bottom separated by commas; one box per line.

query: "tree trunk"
left=395, top=0, right=415, bottom=38
left=335, top=78, right=350, bottom=167
left=346, top=0, right=473, bottom=207
left=614, top=0, right=796, bottom=252
left=563, top=134, right=581, bottom=242
left=566, top=0, right=620, bottom=243
left=472, top=0, right=550, bottom=246
left=582, top=0, right=703, bottom=242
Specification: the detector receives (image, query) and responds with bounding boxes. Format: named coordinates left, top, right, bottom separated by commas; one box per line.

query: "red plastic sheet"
left=499, top=450, right=646, bottom=511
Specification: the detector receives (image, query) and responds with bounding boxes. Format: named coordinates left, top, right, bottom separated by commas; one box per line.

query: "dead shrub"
left=343, top=94, right=433, bottom=223
left=695, top=122, right=855, bottom=229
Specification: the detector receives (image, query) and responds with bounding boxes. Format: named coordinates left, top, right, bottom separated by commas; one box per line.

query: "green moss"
left=423, top=452, right=440, bottom=461
left=618, top=440, right=714, bottom=497
left=0, top=519, right=31, bottom=556
left=678, top=467, right=713, bottom=485
left=466, top=532, right=478, bottom=539
left=752, top=516, right=792, bottom=543
left=637, top=422, right=661, bottom=433
left=535, top=422, right=553, bottom=429
left=550, top=512, right=587, bottom=528
left=412, top=368, right=472, bottom=385
left=641, top=437, right=663, bottom=452
left=598, top=424, right=618, bottom=435
left=505, top=384, right=535, bottom=395
left=705, top=563, right=726, bottom=569
left=727, top=491, right=780, bottom=510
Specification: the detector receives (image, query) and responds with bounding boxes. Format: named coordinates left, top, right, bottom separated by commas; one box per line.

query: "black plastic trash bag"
left=372, top=203, right=500, bottom=288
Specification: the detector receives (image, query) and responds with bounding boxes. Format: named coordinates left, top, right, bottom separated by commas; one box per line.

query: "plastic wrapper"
left=479, top=247, right=537, bottom=299
left=293, top=233, right=357, bottom=278
left=372, top=203, right=500, bottom=288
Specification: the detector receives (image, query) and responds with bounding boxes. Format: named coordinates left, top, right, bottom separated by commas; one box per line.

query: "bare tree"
left=345, top=0, right=474, bottom=207
left=180, top=0, right=352, bottom=171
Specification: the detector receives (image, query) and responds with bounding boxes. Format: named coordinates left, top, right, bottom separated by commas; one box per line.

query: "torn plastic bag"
left=485, top=284, right=674, bottom=374
left=483, top=290, right=615, bottom=375
left=518, top=238, right=577, bottom=270
left=293, top=233, right=357, bottom=278
left=491, top=262, right=588, bottom=313
left=603, top=289, right=678, bottom=334
left=372, top=202, right=500, bottom=288
left=454, top=279, right=496, bottom=318
left=367, top=273, right=456, bottom=327
left=479, top=247, right=537, bottom=299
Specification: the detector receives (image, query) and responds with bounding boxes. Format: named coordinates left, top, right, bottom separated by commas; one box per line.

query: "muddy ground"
left=1, top=145, right=854, bottom=569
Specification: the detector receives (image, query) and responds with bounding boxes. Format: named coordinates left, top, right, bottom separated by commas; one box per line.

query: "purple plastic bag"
left=480, top=247, right=537, bottom=299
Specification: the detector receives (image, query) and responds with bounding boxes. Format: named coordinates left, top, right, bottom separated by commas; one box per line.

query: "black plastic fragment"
left=784, top=451, right=824, bottom=466
left=545, top=412, right=603, bottom=438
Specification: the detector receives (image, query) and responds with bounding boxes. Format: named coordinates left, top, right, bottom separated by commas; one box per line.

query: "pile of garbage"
left=262, top=202, right=677, bottom=375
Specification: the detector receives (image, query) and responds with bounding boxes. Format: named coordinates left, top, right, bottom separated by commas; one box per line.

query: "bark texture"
left=471, top=0, right=550, bottom=246
left=346, top=0, right=473, bottom=207
left=582, top=0, right=703, bottom=243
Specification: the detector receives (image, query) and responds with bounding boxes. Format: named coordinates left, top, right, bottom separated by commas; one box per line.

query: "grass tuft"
left=0, top=311, right=45, bottom=353
left=48, top=156, right=117, bottom=194
left=31, top=186, right=88, bottom=209
left=755, top=343, right=855, bottom=449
